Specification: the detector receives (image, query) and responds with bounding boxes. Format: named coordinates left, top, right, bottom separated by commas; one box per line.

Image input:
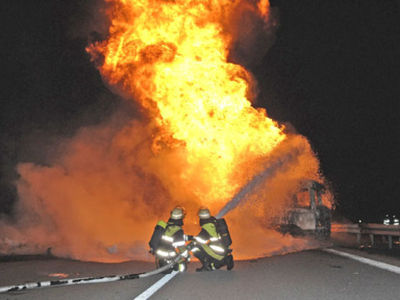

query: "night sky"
left=1, top=0, right=399, bottom=222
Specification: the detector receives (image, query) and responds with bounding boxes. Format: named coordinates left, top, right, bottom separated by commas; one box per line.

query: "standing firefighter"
left=192, top=207, right=234, bottom=272
left=149, top=206, right=189, bottom=272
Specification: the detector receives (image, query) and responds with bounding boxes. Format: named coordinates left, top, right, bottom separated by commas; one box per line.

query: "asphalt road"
left=1, top=249, right=399, bottom=300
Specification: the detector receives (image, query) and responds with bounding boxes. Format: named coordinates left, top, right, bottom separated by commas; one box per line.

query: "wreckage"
left=276, top=180, right=331, bottom=238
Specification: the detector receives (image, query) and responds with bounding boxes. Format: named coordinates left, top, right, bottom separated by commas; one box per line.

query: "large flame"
left=0, top=0, right=327, bottom=262
left=88, top=0, right=284, bottom=207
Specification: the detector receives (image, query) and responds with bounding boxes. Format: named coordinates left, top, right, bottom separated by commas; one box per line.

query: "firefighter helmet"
left=198, top=207, right=211, bottom=219
left=170, top=206, right=185, bottom=220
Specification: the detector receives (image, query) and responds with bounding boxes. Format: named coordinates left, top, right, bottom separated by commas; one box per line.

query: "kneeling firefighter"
left=149, top=206, right=189, bottom=272
left=192, top=207, right=234, bottom=272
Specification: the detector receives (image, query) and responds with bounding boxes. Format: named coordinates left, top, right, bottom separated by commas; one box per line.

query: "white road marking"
left=133, top=271, right=179, bottom=300
left=324, top=248, right=400, bottom=275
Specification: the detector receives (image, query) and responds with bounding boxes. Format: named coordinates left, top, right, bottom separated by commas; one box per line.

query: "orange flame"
left=88, top=0, right=285, bottom=207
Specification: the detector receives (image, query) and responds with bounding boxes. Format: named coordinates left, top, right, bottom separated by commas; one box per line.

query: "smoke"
left=0, top=0, right=330, bottom=262
left=1, top=116, right=170, bottom=261
left=0, top=126, right=324, bottom=261
left=67, top=0, right=110, bottom=42
left=227, top=0, right=279, bottom=70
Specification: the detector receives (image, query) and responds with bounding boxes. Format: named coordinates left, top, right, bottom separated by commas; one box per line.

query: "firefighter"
left=149, top=206, right=189, bottom=272
left=192, top=207, right=234, bottom=272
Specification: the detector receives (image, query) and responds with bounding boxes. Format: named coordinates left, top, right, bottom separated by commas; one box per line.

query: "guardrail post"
left=388, top=236, right=393, bottom=249
left=369, top=234, right=374, bottom=246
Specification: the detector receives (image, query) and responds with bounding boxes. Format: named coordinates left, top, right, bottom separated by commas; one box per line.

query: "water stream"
left=216, top=150, right=299, bottom=218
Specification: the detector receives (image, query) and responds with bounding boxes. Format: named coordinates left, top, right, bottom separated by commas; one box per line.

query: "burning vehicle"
left=275, top=180, right=331, bottom=239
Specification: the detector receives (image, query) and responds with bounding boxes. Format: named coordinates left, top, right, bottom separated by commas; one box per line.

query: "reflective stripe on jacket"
left=156, top=222, right=186, bottom=259
left=195, top=221, right=225, bottom=261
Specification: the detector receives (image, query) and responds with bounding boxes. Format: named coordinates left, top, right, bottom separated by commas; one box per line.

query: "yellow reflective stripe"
left=200, top=244, right=224, bottom=261
left=194, top=236, right=208, bottom=244
left=162, top=235, right=174, bottom=243
left=172, top=241, right=185, bottom=247
left=210, top=244, right=225, bottom=253
left=156, top=249, right=169, bottom=257
left=168, top=251, right=177, bottom=257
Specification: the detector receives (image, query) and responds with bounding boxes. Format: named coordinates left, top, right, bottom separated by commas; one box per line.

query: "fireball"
left=88, top=0, right=285, bottom=207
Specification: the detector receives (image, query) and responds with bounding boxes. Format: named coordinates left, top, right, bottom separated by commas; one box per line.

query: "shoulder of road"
left=328, top=246, right=400, bottom=268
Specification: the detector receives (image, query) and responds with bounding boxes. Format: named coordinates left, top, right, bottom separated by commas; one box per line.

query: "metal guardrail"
left=332, top=223, right=400, bottom=249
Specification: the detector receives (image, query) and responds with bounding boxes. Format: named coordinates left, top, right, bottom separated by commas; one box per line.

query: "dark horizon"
left=1, top=0, right=399, bottom=223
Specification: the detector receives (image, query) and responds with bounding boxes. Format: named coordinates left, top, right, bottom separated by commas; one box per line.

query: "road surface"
left=1, top=248, right=399, bottom=299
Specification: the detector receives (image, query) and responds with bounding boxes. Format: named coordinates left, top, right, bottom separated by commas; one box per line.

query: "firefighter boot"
left=196, top=260, right=212, bottom=272
left=225, top=254, right=234, bottom=270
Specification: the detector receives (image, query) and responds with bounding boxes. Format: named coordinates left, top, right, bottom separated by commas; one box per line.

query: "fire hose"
left=0, top=246, right=190, bottom=293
